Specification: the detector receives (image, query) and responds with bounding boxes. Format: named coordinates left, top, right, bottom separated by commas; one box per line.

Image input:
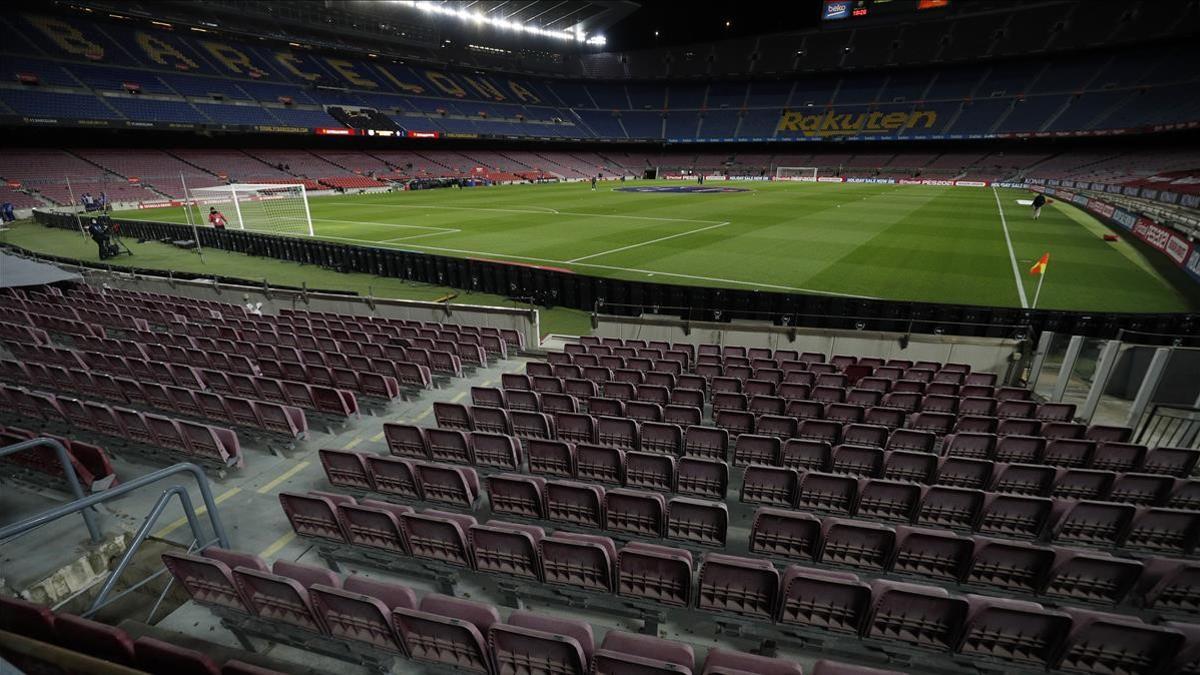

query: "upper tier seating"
left=3, top=9, right=1199, bottom=142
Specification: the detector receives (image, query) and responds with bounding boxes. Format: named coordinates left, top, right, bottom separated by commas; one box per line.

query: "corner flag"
left=1030, top=252, right=1049, bottom=275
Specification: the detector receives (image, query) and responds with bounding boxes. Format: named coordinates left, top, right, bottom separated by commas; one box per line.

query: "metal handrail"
left=0, top=462, right=230, bottom=549
left=84, top=486, right=217, bottom=618
left=0, top=438, right=101, bottom=543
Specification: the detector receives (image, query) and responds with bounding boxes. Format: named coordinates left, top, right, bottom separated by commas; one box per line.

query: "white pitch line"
left=566, top=221, right=732, bottom=263
left=992, top=186, right=1029, bottom=309
left=323, top=202, right=723, bottom=224
left=381, top=229, right=462, bottom=243
left=577, top=262, right=881, bottom=299
left=323, top=203, right=562, bottom=216
left=309, top=236, right=878, bottom=298
left=318, top=217, right=458, bottom=233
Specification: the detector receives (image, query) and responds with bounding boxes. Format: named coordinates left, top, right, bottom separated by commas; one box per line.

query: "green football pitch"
left=117, top=180, right=1196, bottom=313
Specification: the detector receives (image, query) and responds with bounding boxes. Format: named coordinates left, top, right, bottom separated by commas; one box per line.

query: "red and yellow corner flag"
left=1030, top=252, right=1050, bottom=275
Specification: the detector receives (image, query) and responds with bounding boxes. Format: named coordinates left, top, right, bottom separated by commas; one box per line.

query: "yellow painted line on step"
left=412, top=409, right=433, bottom=423
left=450, top=391, right=467, bottom=403
left=371, top=431, right=386, bottom=442
left=153, top=487, right=242, bottom=539
left=257, top=461, right=312, bottom=494
left=258, top=531, right=296, bottom=559
left=342, top=436, right=364, bottom=450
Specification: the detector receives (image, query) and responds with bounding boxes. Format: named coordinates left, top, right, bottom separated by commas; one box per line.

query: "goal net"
left=188, top=183, right=313, bottom=237
left=774, top=166, right=819, bottom=182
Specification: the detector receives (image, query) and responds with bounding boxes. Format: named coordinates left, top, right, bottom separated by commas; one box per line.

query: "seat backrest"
left=134, top=636, right=220, bottom=675
left=391, top=606, right=490, bottom=672
left=506, top=609, right=594, bottom=659
left=697, top=553, right=779, bottom=620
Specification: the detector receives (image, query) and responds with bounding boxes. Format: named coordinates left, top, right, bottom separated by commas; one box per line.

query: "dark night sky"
left=603, top=0, right=828, bottom=50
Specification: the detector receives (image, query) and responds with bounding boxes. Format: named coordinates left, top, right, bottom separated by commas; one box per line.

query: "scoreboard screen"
left=822, top=0, right=949, bottom=21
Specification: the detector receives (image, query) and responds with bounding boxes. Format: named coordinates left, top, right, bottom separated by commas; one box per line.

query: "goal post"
left=774, top=166, right=819, bottom=182
left=189, top=183, right=314, bottom=237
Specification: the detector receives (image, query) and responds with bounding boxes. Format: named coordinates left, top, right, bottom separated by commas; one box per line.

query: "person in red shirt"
left=208, top=207, right=227, bottom=229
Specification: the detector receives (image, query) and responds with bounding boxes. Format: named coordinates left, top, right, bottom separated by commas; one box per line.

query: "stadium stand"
left=2, top=9, right=1199, bottom=142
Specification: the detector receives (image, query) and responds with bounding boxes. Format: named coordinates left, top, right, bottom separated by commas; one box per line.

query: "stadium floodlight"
left=775, top=166, right=820, bottom=181
left=394, top=0, right=590, bottom=43
left=189, top=183, right=313, bottom=237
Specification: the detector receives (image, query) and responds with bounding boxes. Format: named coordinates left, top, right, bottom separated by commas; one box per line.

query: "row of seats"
left=181, top=366, right=359, bottom=420
left=392, top=419, right=1200, bottom=513
left=575, top=338, right=964, bottom=374
left=326, top=433, right=1200, bottom=559
left=709, top=391, right=1076, bottom=422
left=0, top=383, right=243, bottom=469
left=747, top=506, right=1200, bottom=612
left=8, top=338, right=369, bottom=413
left=0, top=356, right=309, bottom=439
left=0, top=595, right=283, bottom=675
left=161, top=547, right=878, bottom=675
left=195, top=310, right=512, bottom=364
left=0, top=298, right=151, bottom=335
left=188, top=316, right=505, bottom=365
left=255, top=355, right=411, bottom=397
left=521, top=363, right=1013, bottom=407
left=0, top=426, right=117, bottom=490
left=564, top=339, right=983, bottom=380
left=742, top=466, right=1199, bottom=553
left=371, top=422, right=1200, bottom=554
left=83, top=329, right=404, bottom=404
left=61, top=285, right=523, bottom=357
left=712, top=407, right=1085, bottom=441
left=746, top=438, right=1200, bottom=507
left=75, top=333, right=261, bottom=377
left=937, top=430, right=1177, bottom=470
left=0, top=319, right=49, bottom=346
left=495, top=378, right=1089, bottom=440
left=554, top=350, right=990, bottom=392
left=274, top=492, right=1200, bottom=674
left=0, top=307, right=104, bottom=340
left=125, top=324, right=440, bottom=387
left=510, top=368, right=1094, bottom=442
left=491, top=381, right=698, bottom=414
left=431, top=405, right=1187, bottom=505
left=8, top=288, right=176, bottom=326
left=430, top=403, right=1137, bottom=475
left=318, top=452, right=727, bottom=548
left=276, top=305, right=525, bottom=352
left=156, top=323, right=430, bottom=393
left=704, top=372, right=1014, bottom=401
left=552, top=349, right=694, bottom=375
left=315, top=447, right=1200, bottom=616
left=382, top=425, right=729, bottom=498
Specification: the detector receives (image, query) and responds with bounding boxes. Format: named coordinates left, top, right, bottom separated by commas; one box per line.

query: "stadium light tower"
left=392, top=0, right=604, bottom=45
